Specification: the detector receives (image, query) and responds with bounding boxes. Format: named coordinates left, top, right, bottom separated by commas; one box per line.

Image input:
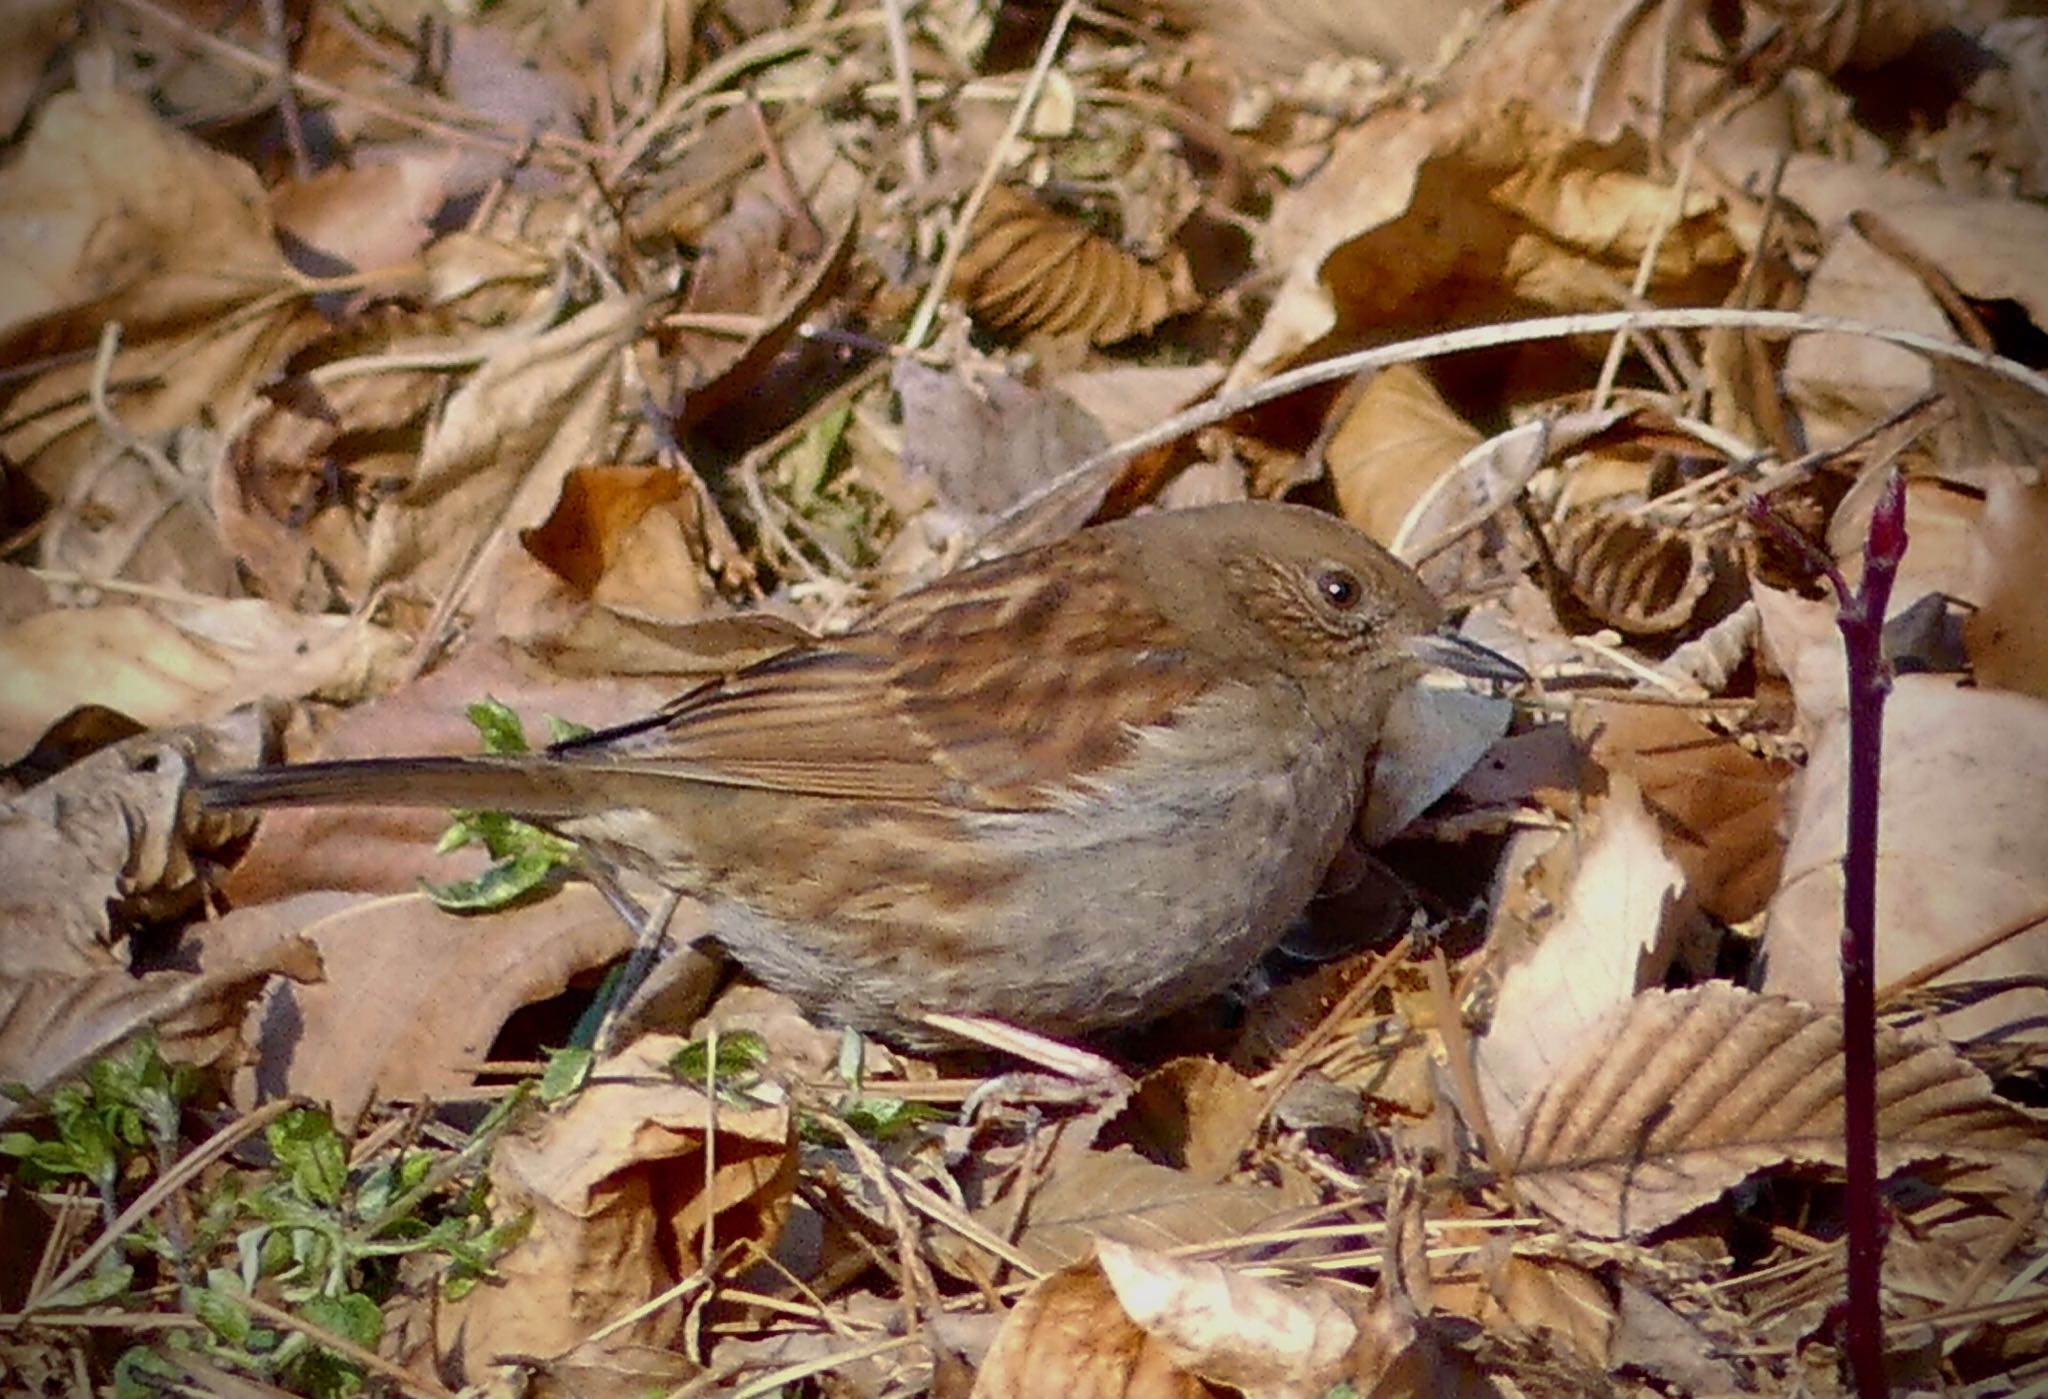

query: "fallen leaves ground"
left=3, top=1, right=2047, bottom=1396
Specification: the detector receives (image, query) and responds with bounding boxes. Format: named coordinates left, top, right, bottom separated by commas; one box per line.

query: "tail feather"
left=200, top=755, right=600, bottom=818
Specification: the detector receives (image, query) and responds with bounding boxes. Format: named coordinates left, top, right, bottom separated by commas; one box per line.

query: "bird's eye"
left=1316, top=567, right=1363, bottom=610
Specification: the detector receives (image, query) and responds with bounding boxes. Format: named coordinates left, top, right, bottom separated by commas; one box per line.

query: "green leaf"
left=267, top=1110, right=347, bottom=1208
left=112, top=1345, right=182, bottom=1399
left=465, top=696, right=530, bottom=753
left=667, top=1030, right=772, bottom=1105
left=545, top=714, right=594, bottom=745
left=35, top=1261, right=135, bottom=1310
left=422, top=838, right=575, bottom=910
left=301, top=1291, right=383, bottom=1350
left=539, top=1046, right=594, bottom=1104
left=190, top=1271, right=253, bottom=1346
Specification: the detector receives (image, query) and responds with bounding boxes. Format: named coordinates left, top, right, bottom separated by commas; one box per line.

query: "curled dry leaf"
left=439, top=1033, right=795, bottom=1384
left=362, top=292, right=646, bottom=602
left=1510, top=982, right=2048, bottom=1239
left=1549, top=506, right=1721, bottom=636
left=1323, top=363, right=1484, bottom=548
left=0, top=709, right=276, bottom=976
left=217, top=362, right=445, bottom=608
left=952, top=186, right=1198, bottom=347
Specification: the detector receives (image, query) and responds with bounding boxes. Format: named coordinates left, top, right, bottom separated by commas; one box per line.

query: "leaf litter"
left=4, top=1, right=2048, bottom=1395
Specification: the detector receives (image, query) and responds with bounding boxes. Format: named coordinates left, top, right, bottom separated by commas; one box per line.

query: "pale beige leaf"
left=0, top=601, right=406, bottom=759
left=363, top=292, right=643, bottom=599
left=0, top=88, right=292, bottom=346
left=1965, top=470, right=2048, bottom=699
left=1759, top=676, right=2048, bottom=1045
left=1096, top=1239, right=1356, bottom=1399
left=1140, top=0, right=1488, bottom=75
left=1511, top=983, right=2048, bottom=1238
left=1476, top=777, right=1691, bottom=1129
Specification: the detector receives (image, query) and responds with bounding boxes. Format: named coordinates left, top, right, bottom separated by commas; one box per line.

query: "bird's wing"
left=562, top=541, right=1212, bottom=810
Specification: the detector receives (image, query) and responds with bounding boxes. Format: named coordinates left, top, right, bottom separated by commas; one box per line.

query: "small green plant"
left=4, top=1039, right=531, bottom=1398
left=423, top=697, right=589, bottom=911
left=798, top=1030, right=944, bottom=1145
left=668, top=1029, right=775, bottom=1109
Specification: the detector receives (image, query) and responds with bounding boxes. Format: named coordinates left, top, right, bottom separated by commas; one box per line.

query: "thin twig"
left=984, top=306, right=2048, bottom=551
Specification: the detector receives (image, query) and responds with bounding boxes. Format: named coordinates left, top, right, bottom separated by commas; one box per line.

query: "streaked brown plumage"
left=204, top=502, right=1518, bottom=1045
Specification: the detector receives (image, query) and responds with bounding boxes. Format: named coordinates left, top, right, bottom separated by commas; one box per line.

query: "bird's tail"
left=200, top=755, right=597, bottom=818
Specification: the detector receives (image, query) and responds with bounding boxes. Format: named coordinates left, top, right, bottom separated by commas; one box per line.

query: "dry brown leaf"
left=659, top=201, right=858, bottom=431
left=515, top=462, right=713, bottom=626
left=1141, top=0, right=1489, bottom=75
left=0, top=910, right=321, bottom=1127
left=1324, top=364, right=1484, bottom=547
left=1476, top=777, right=1693, bottom=1130
left=965, top=1145, right=1318, bottom=1275
left=1245, top=100, right=1740, bottom=379
left=1095, top=1238, right=1357, bottom=1398
left=362, top=292, right=645, bottom=602
left=234, top=884, right=652, bottom=1126
left=1784, top=194, right=2048, bottom=445
left=1111, top=1057, right=1266, bottom=1184
left=0, top=87, right=294, bottom=352
left=1511, top=982, right=2048, bottom=1239
left=1759, top=675, right=2048, bottom=1045
left=269, top=149, right=460, bottom=278
left=1446, top=0, right=1768, bottom=141
left=893, top=358, right=1112, bottom=529
left=953, top=187, right=1198, bottom=348
left=1575, top=699, right=1791, bottom=925
left=214, top=342, right=447, bottom=609
left=219, top=643, right=680, bottom=904
left=1473, top=1253, right=1616, bottom=1370
left=0, top=712, right=274, bottom=976
left=1964, top=470, right=2048, bottom=699
left=1551, top=507, right=1721, bottom=636
left=1050, top=366, right=1223, bottom=447
left=971, top=1255, right=1206, bottom=1399
left=0, top=600, right=405, bottom=760
left=438, top=1033, right=794, bottom=1383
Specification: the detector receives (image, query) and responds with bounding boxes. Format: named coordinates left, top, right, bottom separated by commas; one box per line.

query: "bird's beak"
left=1402, top=626, right=1528, bottom=684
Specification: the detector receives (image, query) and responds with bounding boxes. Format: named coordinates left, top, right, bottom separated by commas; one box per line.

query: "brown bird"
left=204, top=502, right=1519, bottom=1046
